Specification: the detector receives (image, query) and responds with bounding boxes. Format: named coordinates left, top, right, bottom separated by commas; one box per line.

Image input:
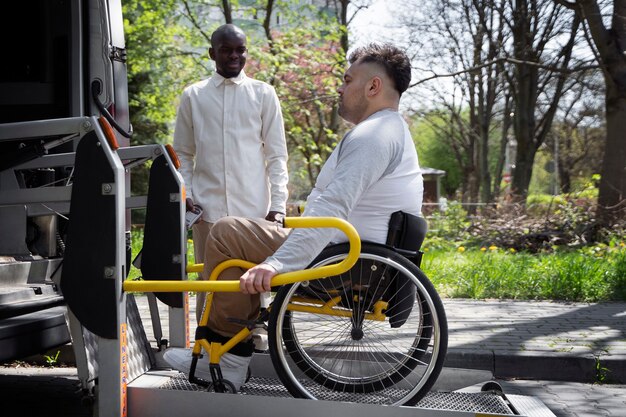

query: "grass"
left=421, top=243, right=626, bottom=301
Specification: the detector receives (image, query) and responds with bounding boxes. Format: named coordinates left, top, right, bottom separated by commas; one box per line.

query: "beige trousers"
left=201, top=217, right=290, bottom=338
left=191, top=220, right=213, bottom=323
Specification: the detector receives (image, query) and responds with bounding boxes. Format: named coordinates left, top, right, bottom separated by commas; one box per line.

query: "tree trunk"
left=493, top=96, right=512, bottom=198
left=479, top=122, right=492, bottom=203
left=558, top=164, right=571, bottom=193
left=511, top=0, right=538, bottom=201
left=598, top=88, right=626, bottom=219
left=511, top=133, right=537, bottom=200
left=467, top=168, right=480, bottom=214
left=572, top=0, right=626, bottom=221
left=221, top=0, right=232, bottom=23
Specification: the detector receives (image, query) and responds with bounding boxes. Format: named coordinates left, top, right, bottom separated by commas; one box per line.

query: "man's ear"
left=367, top=76, right=383, bottom=97
left=209, top=47, right=216, bottom=61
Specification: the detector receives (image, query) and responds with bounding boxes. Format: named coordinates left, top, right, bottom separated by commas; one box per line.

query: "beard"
left=338, top=95, right=367, bottom=124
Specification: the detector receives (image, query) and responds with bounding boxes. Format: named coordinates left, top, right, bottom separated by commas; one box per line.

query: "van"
left=0, top=0, right=131, bottom=362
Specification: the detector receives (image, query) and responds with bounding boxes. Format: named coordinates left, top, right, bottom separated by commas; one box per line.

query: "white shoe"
left=252, top=329, right=268, bottom=352
left=163, top=347, right=251, bottom=391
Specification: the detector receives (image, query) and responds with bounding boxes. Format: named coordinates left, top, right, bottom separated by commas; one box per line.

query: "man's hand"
left=265, top=211, right=285, bottom=224
left=186, top=198, right=199, bottom=212
left=240, top=263, right=278, bottom=294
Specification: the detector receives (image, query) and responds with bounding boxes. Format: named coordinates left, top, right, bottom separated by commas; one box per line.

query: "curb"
left=27, top=344, right=624, bottom=384
left=446, top=349, right=626, bottom=384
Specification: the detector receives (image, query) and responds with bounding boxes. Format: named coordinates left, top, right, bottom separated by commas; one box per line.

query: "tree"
left=399, top=0, right=596, bottom=207
left=249, top=16, right=346, bottom=198
left=402, top=0, right=511, bottom=207
left=123, top=0, right=200, bottom=222
left=547, top=74, right=604, bottom=193
left=409, top=112, right=464, bottom=196
left=556, top=0, right=626, bottom=221
left=507, top=0, right=582, bottom=202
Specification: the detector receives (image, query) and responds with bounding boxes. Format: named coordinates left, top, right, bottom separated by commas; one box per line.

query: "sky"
left=347, top=1, right=440, bottom=112
left=348, top=1, right=401, bottom=48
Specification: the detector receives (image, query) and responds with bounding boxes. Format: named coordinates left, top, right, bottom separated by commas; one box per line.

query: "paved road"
left=1, top=297, right=624, bottom=416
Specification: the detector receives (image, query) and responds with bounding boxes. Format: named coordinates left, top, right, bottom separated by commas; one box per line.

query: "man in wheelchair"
left=165, top=42, right=425, bottom=392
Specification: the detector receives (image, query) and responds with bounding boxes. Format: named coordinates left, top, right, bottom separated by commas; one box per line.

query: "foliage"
left=43, top=350, right=60, bottom=367
left=246, top=4, right=346, bottom=198
left=124, top=0, right=200, bottom=139
left=123, top=0, right=202, bottom=223
left=457, top=196, right=621, bottom=252
left=422, top=243, right=626, bottom=302
left=410, top=114, right=463, bottom=196
left=425, top=201, right=471, bottom=247
left=128, top=227, right=144, bottom=281
left=127, top=227, right=196, bottom=283
left=420, top=194, right=625, bottom=301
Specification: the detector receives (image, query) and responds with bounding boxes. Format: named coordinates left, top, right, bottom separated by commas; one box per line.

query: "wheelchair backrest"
left=386, top=211, right=428, bottom=253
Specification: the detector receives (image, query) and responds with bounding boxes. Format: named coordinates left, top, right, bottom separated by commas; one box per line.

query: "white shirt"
left=173, top=71, right=289, bottom=222
left=309, top=110, right=423, bottom=243
left=266, top=109, right=423, bottom=273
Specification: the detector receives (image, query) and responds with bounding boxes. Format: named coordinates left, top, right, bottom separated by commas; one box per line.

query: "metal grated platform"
left=159, top=373, right=514, bottom=414
left=417, top=391, right=513, bottom=414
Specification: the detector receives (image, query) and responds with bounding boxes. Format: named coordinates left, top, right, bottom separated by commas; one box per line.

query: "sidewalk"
left=441, top=299, right=626, bottom=384
left=134, top=296, right=626, bottom=384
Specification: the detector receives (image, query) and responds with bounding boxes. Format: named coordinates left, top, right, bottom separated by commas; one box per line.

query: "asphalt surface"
left=1, top=297, right=625, bottom=416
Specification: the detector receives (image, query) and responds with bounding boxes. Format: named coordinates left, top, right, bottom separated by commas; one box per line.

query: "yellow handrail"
left=123, top=217, right=361, bottom=293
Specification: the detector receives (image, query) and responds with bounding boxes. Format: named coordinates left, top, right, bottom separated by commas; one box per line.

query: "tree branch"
left=181, top=0, right=211, bottom=45
left=410, top=56, right=599, bottom=87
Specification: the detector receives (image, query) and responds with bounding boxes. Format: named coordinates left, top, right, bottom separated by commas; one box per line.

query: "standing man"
left=173, top=24, right=289, bottom=321
left=165, top=42, right=423, bottom=392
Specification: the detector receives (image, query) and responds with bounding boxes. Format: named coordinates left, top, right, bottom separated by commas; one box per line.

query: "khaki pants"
left=201, top=217, right=290, bottom=338
left=192, top=220, right=213, bottom=323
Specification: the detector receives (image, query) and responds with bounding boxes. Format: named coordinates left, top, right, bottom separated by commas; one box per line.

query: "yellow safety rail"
left=123, top=217, right=361, bottom=293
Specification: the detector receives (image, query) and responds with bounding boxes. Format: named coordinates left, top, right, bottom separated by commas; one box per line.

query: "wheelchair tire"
left=267, top=243, right=448, bottom=406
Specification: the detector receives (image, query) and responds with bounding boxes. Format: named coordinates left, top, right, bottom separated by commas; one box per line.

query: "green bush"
left=426, top=201, right=471, bottom=243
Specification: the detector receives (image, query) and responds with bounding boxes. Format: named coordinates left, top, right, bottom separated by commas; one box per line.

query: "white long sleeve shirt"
left=265, top=109, right=423, bottom=273
left=173, top=71, right=289, bottom=222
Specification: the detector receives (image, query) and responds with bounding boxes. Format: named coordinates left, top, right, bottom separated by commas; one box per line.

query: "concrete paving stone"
left=595, top=399, right=626, bottom=412
left=137, top=297, right=626, bottom=384
left=495, top=379, right=626, bottom=417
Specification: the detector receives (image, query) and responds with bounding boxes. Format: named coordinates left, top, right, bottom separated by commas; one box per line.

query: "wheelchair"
left=265, top=215, right=448, bottom=406
left=131, top=215, right=447, bottom=406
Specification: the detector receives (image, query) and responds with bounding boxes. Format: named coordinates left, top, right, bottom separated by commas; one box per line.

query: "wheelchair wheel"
left=268, top=243, right=448, bottom=406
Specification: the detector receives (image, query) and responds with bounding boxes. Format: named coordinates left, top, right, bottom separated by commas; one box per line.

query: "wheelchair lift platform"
left=124, top=295, right=555, bottom=417
left=70, top=291, right=556, bottom=417
left=127, top=353, right=556, bottom=417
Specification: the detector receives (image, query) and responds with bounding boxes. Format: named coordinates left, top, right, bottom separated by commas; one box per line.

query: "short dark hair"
left=211, top=24, right=246, bottom=48
left=348, top=43, right=411, bottom=95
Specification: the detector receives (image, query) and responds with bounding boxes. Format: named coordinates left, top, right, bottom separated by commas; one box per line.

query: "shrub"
left=456, top=199, right=614, bottom=253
